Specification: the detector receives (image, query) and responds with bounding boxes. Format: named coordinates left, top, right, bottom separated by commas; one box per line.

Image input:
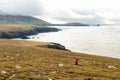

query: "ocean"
left=26, top=26, right=120, bottom=58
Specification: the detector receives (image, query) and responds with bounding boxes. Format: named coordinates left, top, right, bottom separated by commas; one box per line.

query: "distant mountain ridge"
left=64, top=22, right=89, bottom=26
left=0, top=15, right=49, bottom=25
left=49, top=22, right=89, bottom=26
left=0, top=15, right=89, bottom=26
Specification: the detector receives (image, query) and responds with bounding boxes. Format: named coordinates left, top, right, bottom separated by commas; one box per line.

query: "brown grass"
left=0, top=24, right=35, bottom=32
left=0, top=39, right=120, bottom=80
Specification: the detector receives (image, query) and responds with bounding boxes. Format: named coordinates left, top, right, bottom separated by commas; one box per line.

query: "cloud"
left=0, top=0, right=44, bottom=16
left=0, top=0, right=119, bottom=24
left=54, top=16, right=105, bottom=24
left=43, top=9, right=105, bottom=24
left=41, top=8, right=120, bottom=24
left=112, top=18, right=120, bottom=24
left=38, top=0, right=120, bottom=24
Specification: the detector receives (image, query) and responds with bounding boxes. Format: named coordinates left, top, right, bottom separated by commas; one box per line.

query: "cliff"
left=0, top=24, right=61, bottom=39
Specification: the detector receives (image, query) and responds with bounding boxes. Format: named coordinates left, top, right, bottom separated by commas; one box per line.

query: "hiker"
left=75, top=57, right=79, bottom=65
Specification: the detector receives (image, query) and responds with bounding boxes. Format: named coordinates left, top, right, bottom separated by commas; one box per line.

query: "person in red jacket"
left=75, top=57, right=79, bottom=65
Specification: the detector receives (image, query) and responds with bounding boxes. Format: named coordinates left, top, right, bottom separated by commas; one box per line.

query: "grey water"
left=27, top=26, right=120, bottom=58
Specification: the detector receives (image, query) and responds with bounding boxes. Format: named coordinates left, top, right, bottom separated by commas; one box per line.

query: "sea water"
left=27, top=26, right=120, bottom=58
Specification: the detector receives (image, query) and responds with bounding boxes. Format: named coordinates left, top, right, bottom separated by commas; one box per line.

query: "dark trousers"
left=75, top=61, right=78, bottom=65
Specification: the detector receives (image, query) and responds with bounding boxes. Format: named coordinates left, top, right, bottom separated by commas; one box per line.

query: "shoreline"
left=1, top=38, right=120, bottom=60
left=49, top=42, right=120, bottom=59
left=0, top=24, right=119, bottom=59
left=0, top=26, right=61, bottom=39
left=28, top=26, right=120, bottom=59
left=21, top=37, right=120, bottom=59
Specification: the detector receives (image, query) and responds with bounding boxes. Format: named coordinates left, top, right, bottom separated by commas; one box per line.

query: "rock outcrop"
left=47, top=43, right=70, bottom=51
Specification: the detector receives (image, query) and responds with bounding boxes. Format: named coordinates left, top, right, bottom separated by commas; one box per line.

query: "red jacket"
left=75, top=57, right=79, bottom=61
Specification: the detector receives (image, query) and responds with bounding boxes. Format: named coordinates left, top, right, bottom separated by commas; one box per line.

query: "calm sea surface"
left=26, top=26, right=120, bottom=58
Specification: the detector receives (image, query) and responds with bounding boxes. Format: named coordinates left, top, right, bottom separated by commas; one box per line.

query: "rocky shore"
left=0, top=27, right=61, bottom=39
left=47, top=43, right=70, bottom=51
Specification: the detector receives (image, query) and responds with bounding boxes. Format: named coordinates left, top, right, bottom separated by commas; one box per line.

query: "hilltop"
left=0, top=15, right=49, bottom=25
left=64, top=23, right=89, bottom=26
left=0, top=39, right=120, bottom=80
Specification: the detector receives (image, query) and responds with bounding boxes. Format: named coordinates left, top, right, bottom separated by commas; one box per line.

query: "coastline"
left=0, top=25, right=61, bottom=39
left=29, top=26, right=120, bottom=58
left=0, top=25, right=120, bottom=79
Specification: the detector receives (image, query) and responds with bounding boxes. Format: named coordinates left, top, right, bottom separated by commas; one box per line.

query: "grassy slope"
left=0, top=24, right=60, bottom=39
left=0, top=24, right=39, bottom=39
left=0, top=39, right=120, bottom=80
left=0, top=15, right=49, bottom=24
left=0, top=24, right=35, bottom=32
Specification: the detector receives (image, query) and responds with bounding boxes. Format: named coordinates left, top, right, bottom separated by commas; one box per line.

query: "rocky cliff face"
left=0, top=27, right=61, bottom=39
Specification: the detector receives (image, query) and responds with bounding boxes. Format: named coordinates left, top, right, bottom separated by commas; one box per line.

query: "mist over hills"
left=0, top=14, right=90, bottom=26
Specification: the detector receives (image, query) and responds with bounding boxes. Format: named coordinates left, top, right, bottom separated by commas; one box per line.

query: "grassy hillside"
left=0, top=39, right=120, bottom=80
left=0, top=15, right=49, bottom=25
left=0, top=24, right=60, bottom=39
left=0, top=24, right=34, bottom=32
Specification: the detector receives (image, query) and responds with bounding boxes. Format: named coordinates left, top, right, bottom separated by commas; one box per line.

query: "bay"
left=27, top=26, right=120, bottom=58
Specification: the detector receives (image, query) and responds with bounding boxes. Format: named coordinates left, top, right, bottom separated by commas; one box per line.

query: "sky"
left=0, top=0, right=120, bottom=24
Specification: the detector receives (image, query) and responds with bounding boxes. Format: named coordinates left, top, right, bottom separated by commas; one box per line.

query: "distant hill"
left=64, top=22, right=89, bottom=26
left=0, top=15, right=89, bottom=26
left=49, top=22, right=89, bottom=26
left=0, top=15, right=49, bottom=25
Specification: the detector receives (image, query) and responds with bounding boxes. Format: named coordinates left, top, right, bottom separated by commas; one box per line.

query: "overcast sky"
left=0, top=0, right=120, bottom=24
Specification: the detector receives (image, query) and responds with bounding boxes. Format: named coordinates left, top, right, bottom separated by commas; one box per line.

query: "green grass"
left=0, top=39, right=120, bottom=80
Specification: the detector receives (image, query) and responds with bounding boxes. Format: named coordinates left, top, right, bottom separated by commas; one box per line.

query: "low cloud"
left=0, top=0, right=44, bottom=16
left=46, top=9, right=105, bottom=24
left=0, top=0, right=119, bottom=24
left=44, top=9, right=120, bottom=24
left=111, top=18, right=120, bottom=24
